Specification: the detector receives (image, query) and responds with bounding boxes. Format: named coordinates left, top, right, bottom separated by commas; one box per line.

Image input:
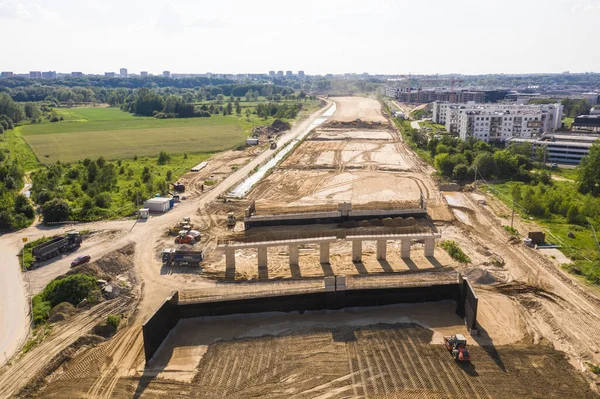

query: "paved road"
left=410, top=120, right=421, bottom=130
left=0, top=100, right=334, bottom=369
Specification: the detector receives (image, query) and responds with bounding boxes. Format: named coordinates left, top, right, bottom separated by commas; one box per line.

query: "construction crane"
left=450, top=76, right=465, bottom=97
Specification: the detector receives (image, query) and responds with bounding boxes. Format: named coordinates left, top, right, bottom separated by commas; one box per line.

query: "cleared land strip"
left=180, top=323, right=592, bottom=399
left=23, top=125, right=245, bottom=163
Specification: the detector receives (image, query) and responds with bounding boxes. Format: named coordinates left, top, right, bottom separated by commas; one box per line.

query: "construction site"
left=1, top=96, right=600, bottom=398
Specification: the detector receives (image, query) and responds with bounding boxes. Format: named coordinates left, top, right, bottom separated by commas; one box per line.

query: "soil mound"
left=466, top=268, right=496, bottom=285
left=48, top=302, right=76, bottom=323
left=269, top=119, right=291, bottom=133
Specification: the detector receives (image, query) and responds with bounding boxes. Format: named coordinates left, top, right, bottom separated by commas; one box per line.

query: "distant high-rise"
left=140, top=71, right=148, bottom=77
left=298, top=70, right=305, bottom=79
left=277, top=70, right=284, bottom=77
left=268, top=71, right=275, bottom=76
left=105, top=72, right=115, bottom=78
left=285, top=70, right=293, bottom=77
left=1, top=72, right=14, bottom=78
left=42, top=71, right=56, bottom=79
left=30, top=71, right=42, bottom=79
left=120, top=68, right=128, bottom=78
left=71, top=72, right=83, bottom=77
left=163, top=71, right=171, bottom=78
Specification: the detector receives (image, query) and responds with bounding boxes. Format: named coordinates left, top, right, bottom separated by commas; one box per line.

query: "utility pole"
left=511, top=198, right=515, bottom=230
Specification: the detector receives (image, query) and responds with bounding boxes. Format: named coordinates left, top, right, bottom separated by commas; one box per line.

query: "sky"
left=1, top=0, right=599, bottom=75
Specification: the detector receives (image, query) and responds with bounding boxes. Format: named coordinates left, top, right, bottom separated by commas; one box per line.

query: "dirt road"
left=443, top=190, right=600, bottom=367
left=0, top=100, right=334, bottom=395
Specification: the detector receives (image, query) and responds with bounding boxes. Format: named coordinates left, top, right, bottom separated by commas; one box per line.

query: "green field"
left=18, top=108, right=246, bottom=164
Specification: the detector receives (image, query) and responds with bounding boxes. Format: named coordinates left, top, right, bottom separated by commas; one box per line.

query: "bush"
left=41, top=273, right=99, bottom=308
left=106, top=314, right=121, bottom=329
left=42, top=198, right=71, bottom=223
left=94, top=192, right=112, bottom=209
left=157, top=151, right=171, bottom=165
left=32, top=295, right=52, bottom=325
left=441, top=240, right=471, bottom=264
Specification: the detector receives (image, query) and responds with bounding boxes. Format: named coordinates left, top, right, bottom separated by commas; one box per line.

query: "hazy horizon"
left=1, top=0, right=599, bottom=75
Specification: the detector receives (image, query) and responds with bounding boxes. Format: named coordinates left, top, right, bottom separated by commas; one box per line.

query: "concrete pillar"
left=320, top=242, right=330, bottom=264
left=376, top=240, right=387, bottom=260
left=424, top=238, right=435, bottom=257
left=400, top=239, right=411, bottom=259
left=352, top=240, right=362, bottom=263
left=289, top=244, right=299, bottom=266
left=225, top=248, right=235, bottom=268
left=257, top=246, right=268, bottom=268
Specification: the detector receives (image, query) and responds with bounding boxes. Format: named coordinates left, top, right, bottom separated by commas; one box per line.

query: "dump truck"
left=444, top=334, right=471, bottom=362
left=32, top=232, right=82, bottom=262
left=162, top=248, right=204, bottom=267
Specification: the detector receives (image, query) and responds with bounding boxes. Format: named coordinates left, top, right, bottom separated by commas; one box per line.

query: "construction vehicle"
left=269, top=140, right=277, bottom=150
left=180, top=216, right=191, bottom=226
left=162, top=248, right=204, bottom=267
left=444, top=334, right=471, bottom=362
left=187, top=230, right=201, bottom=241
left=227, top=213, right=236, bottom=228
left=32, top=232, right=82, bottom=263
left=175, top=234, right=195, bottom=245
left=173, top=182, right=185, bottom=193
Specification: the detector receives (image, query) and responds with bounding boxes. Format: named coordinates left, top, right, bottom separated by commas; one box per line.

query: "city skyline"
left=1, top=0, right=599, bottom=75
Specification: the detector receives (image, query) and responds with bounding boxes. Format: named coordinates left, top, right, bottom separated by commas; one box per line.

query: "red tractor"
left=444, top=334, right=471, bottom=362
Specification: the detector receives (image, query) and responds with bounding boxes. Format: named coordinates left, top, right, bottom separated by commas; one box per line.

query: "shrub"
left=32, top=295, right=52, bottom=325
left=157, top=151, right=171, bottom=165
left=441, top=240, right=471, bottom=264
left=42, top=198, right=71, bottom=223
left=106, top=314, right=121, bottom=329
left=41, top=273, right=99, bottom=308
left=94, top=192, right=112, bottom=209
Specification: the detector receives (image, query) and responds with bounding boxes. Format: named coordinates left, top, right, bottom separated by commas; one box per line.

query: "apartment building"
left=41, top=71, right=56, bottom=79
left=433, top=102, right=563, bottom=142
left=1, top=72, right=14, bottom=78
left=384, top=87, right=485, bottom=104
left=29, top=71, right=42, bottom=79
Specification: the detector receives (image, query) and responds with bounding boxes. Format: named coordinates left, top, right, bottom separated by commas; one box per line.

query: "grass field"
left=18, top=102, right=322, bottom=165
left=18, top=108, right=246, bottom=164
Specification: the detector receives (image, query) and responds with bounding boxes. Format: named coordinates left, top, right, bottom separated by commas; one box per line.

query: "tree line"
left=0, top=150, right=34, bottom=230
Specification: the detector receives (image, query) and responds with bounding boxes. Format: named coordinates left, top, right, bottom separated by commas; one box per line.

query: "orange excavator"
left=444, top=334, right=471, bottom=362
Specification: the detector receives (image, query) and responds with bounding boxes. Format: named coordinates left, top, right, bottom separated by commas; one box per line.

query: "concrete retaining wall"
left=142, top=291, right=179, bottom=363
left=142, top=281, right=479, bottom=362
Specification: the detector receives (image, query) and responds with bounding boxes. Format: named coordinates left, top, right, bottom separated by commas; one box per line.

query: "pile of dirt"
left=466, top=268, right=496, bottom=285
left=92, top=322, right=118, bottom=338
left=68, top=243, right=135, bottom=280
left=269, top=119, right=291, bottom=133
left=48, top=302, right=76, bottom=323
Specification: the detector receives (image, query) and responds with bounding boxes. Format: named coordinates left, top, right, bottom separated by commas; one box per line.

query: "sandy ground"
left=127, top=299, right=593, bottom=399
left=331, top=96, right=387, bottom=123
left=249, top=96, right=437, bottom=210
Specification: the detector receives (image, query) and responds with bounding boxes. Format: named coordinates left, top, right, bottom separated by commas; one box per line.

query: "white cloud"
left=0, top=0, right=61, bottom=23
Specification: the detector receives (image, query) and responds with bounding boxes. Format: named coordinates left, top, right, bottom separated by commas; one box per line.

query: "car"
left=551, top=163, right=558, bottom=168
left=71, top=254, right=91, bottom=267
